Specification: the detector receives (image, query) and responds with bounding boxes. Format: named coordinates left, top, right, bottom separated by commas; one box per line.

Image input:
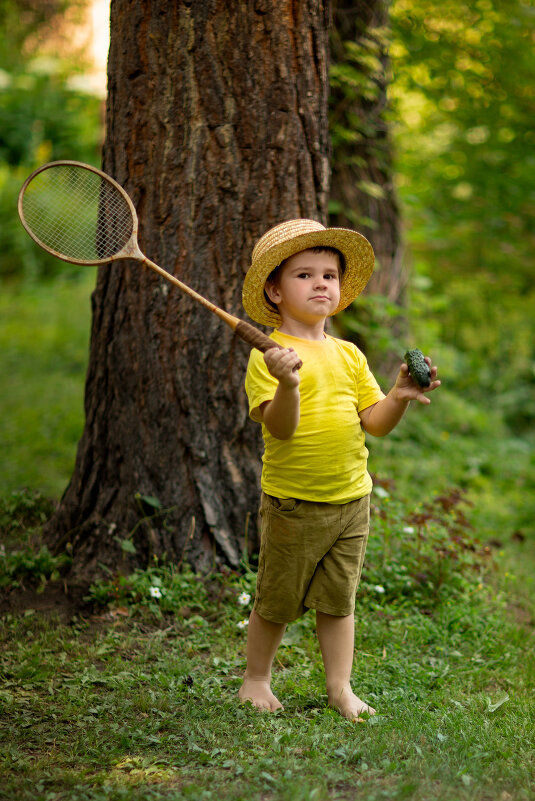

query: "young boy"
left=239, top=219, right=440, bottom=721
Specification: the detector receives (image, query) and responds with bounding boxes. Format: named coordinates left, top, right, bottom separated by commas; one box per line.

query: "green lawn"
left=0, top=552, right=534, bottom=801
left=0, top=273, right=94, bottom=496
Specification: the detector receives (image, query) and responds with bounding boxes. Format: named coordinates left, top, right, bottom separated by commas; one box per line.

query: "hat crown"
left=252, top=219, right=326, bottom=265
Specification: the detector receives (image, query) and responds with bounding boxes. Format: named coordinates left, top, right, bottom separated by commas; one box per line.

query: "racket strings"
left=21, top=166, right=134, bottom=263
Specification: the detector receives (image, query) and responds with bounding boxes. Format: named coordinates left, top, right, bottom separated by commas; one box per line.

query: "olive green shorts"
left=254, top=492, right=370, bottom=624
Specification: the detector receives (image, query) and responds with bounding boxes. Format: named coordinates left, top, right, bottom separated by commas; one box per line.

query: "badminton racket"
left=18, top=160, right=289, bottom=359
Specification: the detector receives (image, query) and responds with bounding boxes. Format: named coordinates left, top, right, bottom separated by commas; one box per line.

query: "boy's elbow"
left=364, top=424, right=394, bottom=438
left=264, top=410, right=299, bottom=440
left=267, top=426, right=296, bottom=440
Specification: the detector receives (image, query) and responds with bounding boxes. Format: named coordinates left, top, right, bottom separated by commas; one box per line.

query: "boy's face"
left=265, top=249, right=341, bottom=326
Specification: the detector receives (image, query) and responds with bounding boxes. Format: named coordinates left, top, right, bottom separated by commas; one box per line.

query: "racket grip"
left=235, top=319, right=302, bottom=369
left=235, top=319, right=281, bottom=352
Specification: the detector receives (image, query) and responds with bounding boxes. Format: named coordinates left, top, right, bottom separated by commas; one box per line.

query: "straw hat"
left=242, top=219, right=375, bottom=327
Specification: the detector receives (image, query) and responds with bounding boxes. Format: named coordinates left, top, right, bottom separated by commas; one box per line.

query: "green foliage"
left=388, top=0, right=535, bottom=427
left=334, top=293, right=404, bottom=364
left=81, top=480, right=492, bottom=622
left=0, top=0, right=102, bottom=281
left=329, top=19, right=392, bottom=183
left=330, top=29, right=391, bottom=186
left=363, top=486, right=492, bottom=608
left=0, top=1, right=86, bottom=71
left=0, top=72, right=101, bottom=167
left=0, top=488, right=55, bottom=538
left=0, top=543, right=71, bottom=591
left=0, top=164, right=59, bottom=280
left=0, top=275, right=93, bottom=496
left=86, top=562, right=257, bottom=627
left=0, top=69, right=102, bottom=280
left=0, top=489, right=70, bottom=591
left=368, top=379, right=535, bottom=543
left=390, top=0, right=534, bottom=281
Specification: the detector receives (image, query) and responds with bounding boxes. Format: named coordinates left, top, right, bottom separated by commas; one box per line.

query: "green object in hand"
left=404, top=349, right=431, bottom=387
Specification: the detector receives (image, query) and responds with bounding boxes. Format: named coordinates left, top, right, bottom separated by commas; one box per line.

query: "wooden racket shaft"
left=130, top=250, right=283, bottom=357
left=18, top=160, right=300, bottom=365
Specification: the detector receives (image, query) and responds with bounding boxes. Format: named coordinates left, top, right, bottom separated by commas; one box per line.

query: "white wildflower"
left=237, top=619, right=249, bottom=630
left=149, top=586, right=162, bottom=599
left=403, top=526, right=415, bottom=534
left=373, top=486, right=389, bottom=499
left=373, top=585, right=386, bottom=594
left=237, top=592, right=251, bottom=606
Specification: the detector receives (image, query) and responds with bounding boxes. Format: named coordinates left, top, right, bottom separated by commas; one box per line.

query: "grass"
left=0, top=553, right=534, bottom=801
left=0, top=272, right=94, bottom=496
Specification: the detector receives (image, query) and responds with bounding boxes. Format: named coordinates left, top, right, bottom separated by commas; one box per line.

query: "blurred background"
left=0, top=0, right=533, bottom=545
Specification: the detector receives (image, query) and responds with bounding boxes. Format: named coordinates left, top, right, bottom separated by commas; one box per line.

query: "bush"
left=86, top=561, right=258, bottom=628
left=362, top=484, right=494, bottom=609
left=0, top=69, right=102, bottom=280
left=0, top=72, right=101, bottom=167
left=0, top=543, right=71, bottom=591
left=0, top=489, right=68, bottom=591
left=0, top=488, right=55, bottom=538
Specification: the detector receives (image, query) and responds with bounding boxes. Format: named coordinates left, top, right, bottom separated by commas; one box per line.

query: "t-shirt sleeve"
left=355, top=350, right=385, bottom=413
left=245, top=348, right=279, bottom=422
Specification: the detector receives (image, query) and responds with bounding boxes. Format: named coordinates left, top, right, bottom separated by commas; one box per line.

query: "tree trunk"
left=329, top=0, right=405, bottom=364
left=45, top=0, right=331, bottom=580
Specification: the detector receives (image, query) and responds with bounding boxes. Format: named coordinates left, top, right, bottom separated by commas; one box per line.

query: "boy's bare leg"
left=316, top=610, right=376, bottom=721
left=238, top=608, right=287, bottom=711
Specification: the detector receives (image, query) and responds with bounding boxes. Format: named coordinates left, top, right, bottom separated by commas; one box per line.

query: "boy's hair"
left=263, top=246, right=345, bottom=314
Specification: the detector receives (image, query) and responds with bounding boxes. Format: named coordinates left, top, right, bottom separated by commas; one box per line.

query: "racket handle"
left=235, top=319, right=280, bottom=352
left=235, top=320, right=302, bottom=369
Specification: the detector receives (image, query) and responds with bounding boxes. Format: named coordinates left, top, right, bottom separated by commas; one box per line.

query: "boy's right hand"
left=264, top=347, right=301, bottom=388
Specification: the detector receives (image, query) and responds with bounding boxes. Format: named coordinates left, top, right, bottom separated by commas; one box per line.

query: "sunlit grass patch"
left=0, top=273, right=94, bottom=496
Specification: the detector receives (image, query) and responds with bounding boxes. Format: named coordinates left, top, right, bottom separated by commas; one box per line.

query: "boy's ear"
left=265, top=281, right=282, bottom=304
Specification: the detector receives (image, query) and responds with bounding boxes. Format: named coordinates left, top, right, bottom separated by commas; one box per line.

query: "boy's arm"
left=360, top=357, right=440, bottom=437
left=258, top=347, right=301, bottom=440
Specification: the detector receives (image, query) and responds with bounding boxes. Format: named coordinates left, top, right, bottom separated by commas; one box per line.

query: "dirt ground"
left=0, top=579, right=92, bottom=623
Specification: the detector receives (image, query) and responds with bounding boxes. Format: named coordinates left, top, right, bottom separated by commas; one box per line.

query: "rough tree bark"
left=330, top=0, right=404, bottom=308
left=46, top=0, right=331, bottom=580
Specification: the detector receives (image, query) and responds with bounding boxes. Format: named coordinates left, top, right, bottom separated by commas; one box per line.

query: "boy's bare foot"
left=328, top=685, right=376, bottom=722
left=238, top=677, right=284, bottom=712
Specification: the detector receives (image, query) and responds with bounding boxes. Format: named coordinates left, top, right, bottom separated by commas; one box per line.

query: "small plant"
left=0, top=489, right=55, bottom=538
left=0, top=543, right=71, bottom=591
left=0, top=490, right=66, bottom=592
left=362, top=484, right=493, bottom=608
left=86, top=560, right=257, bottom=626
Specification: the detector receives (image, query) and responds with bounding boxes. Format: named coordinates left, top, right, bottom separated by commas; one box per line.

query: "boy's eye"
left=295, top=271, right=339, bottom=280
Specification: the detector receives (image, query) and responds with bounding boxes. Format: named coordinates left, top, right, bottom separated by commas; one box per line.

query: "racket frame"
left=18, top=160, right=143, bottom=266
left=18, top=160, right=293, bottom=360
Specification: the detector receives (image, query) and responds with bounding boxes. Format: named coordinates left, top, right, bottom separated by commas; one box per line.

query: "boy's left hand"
left=394, top=356, right=441, bottom=405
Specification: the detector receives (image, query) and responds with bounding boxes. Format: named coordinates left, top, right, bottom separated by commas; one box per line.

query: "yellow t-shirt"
left=245, top=331, right=385, bottom=504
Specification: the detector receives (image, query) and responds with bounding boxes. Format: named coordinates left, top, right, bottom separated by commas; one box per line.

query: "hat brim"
left=242, top=227, right=375, bottom=327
